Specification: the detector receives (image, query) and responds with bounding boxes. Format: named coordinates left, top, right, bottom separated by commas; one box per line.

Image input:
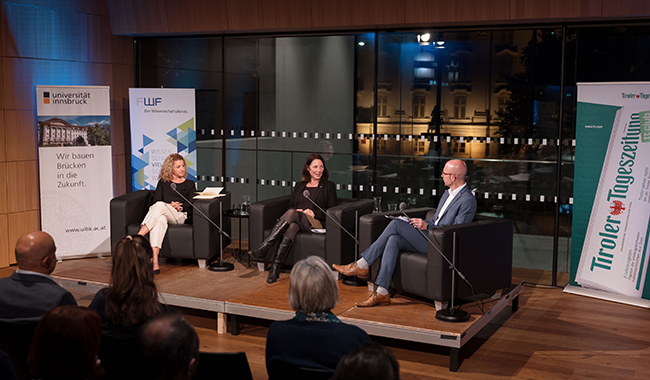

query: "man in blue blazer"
left=0, top=231, right=77, bottom=322
left=333, top=159, right=477, bottom=307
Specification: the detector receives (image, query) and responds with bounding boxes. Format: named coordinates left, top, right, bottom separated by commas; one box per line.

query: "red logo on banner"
left=609, top=200, right=625, bottom=215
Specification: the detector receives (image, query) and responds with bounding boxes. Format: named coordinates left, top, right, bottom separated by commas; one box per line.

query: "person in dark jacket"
left=249, top=153, right=338, bottom=283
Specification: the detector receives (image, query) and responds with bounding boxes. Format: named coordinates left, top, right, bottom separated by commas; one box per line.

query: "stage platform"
left=52, top=255, right=523, bottom=372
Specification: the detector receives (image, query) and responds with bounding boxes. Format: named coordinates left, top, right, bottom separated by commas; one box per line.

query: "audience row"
left=0, top=231, right=400, bottom=380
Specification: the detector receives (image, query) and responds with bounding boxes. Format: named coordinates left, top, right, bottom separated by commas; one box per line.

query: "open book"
left=194, top=187, right=226, bottom=199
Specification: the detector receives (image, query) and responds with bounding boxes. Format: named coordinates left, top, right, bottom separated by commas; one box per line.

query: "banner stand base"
left=564, top=285, right=650, bottom=309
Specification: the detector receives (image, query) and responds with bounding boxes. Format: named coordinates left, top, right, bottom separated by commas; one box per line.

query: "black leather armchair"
left=359, top=209, right=513, bottom=308
left=110, top=190, right=231, bottom=268
left=249, top=196, right=374, bottom=267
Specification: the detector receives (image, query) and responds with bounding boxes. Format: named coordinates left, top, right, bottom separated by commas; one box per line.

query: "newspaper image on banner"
left=576, top=104, right=650, bottom=297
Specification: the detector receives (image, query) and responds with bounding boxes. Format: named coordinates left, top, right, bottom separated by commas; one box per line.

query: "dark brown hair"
left=301, top=153, right=329, bottom=182
left=105, top=235, right=162, bottom=326
left=28, top=305, right=103, bottom=380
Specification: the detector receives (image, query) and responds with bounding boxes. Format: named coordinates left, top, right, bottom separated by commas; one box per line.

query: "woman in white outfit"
left=137, top=153, right=195, bottom=274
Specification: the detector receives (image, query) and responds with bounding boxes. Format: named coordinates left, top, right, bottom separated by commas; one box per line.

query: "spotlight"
left=358, top=41, right=365, bottom=46
left=417, top=33, right=431, bottom=45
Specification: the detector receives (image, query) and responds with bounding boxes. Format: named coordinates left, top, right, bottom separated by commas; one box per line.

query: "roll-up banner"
left=566, top=82, right=650, bottom=308
left=36, top=85, right=113, bottom=259
left=129, top=88, right=196, bottom=191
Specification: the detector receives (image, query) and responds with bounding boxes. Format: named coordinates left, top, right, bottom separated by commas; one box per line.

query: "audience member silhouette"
left=138, top=313, right=200, bottom=380
left=27, top=305, right=103, bottom=380
left=332, top=342, right=400, bottom=380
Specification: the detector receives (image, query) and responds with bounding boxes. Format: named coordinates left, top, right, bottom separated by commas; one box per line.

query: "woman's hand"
left=170, top=201, right=183, bottom=212
left=409, top=218, right=428, bottom=230
left=300, top=209, right=315, bottom=218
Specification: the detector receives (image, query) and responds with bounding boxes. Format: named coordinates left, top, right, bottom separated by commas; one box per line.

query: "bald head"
left=441, top=159, right=468, bottom=190
left=15, top=231, right=57, bottom=274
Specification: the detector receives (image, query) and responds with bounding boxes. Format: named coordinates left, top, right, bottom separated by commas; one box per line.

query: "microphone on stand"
left=401, top=209, right=475, bottom=322
left=399, top=202, right=407, bottom=212
left=303, top=190, right=366, bottom=287
left=170, top=183, right=233, bottom=272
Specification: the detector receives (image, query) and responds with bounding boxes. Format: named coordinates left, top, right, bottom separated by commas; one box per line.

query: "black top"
left=266, top=312, right=370, bottom=374
left=289, top=180, right=337, bottom=224
left=152, top=179, right=196, bottom=222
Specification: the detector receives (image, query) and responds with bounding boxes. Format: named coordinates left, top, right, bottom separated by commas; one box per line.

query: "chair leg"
left=256, top=262, right=266, bottom=272
left=491, top=289, right=503, bottom=300
left=367, top=281, right=377, bottom=292
left=198, top=259, right=207, bottom=269
left=434, top=300, right=448, bottom=311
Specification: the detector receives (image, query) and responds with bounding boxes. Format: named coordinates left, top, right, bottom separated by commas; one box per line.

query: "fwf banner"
left=36, top=85, right=113, bottom=259
left=567, top=82, right=650, bottom=306
left=129, top=88, right=196, bottom=190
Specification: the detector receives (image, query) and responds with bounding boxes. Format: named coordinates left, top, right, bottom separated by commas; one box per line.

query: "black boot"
left=267, top=237, right=293, bottom=284
left=248, top=220, right=289, bottom=262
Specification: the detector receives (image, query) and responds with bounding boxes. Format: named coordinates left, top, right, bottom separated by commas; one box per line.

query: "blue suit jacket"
left=426, top=185, right=477, bottom=229
left=0, top=272, right=77, bottom=322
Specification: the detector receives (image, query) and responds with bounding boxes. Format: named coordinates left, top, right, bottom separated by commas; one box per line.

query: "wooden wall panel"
left=110, top=108, right=125, bottom=156
left=4, top=110, right=36, bottom=162
left=225, top=0, right=265, bottom=32
left=2, top=58, right=112, bottom=110
left=165, top=0, right=230, bottom=33
left=0, top=214, right=8, bottom=267
left=311, top=0, right=405, bottom=28
left=510, top=0, right=602, bottom=20
left=111, top=35, right=134, bottom=65
left=404, top=0, right=511, bottom=24
left=0, top=163, right=6, bottom=214
left=7, top=0, right=109, bottom=16
left=110, top=63, right=133, bottom=110
left=6, top=160, right=39, bottom=213
left=260, top=0, right=313, bottom=30
left=603, top=0, right=650, bottom=17
left=7, top=210, right=40, bottom=264
left=0, top=110, right=4, bottom=162
left=1, top=4, right=106, bottom=61
left=106, top=0, right=169, bottom=35
left=112, top=154, right=126, bottom=197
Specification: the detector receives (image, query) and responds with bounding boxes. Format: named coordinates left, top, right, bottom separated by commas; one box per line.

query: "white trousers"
left=141, top=201, right=187, bottom=248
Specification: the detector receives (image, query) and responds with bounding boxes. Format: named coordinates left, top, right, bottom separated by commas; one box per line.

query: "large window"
left=135, top=24, right=650, bottom=286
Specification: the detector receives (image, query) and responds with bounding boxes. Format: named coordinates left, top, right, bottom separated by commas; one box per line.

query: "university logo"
left=43, top=92, right=50, bottom=104
left=609, top=200, right=625, bottom=216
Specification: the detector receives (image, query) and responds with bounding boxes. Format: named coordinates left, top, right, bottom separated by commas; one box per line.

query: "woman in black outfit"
left=137, top=153, right=195, bottom=274
left=249, top=153, right=338, bottom=283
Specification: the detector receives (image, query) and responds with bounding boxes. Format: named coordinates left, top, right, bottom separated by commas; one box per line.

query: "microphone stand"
left=303, top=192, right=366, bottom=286
left=170, top=183, right=234, bottom=272
left=402, top=211, right=470, bottom=322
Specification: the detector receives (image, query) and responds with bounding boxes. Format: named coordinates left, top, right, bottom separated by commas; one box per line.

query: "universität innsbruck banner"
left=36, top=85, right=113, bottom=259
left=567, top=82, right=650, bottom=307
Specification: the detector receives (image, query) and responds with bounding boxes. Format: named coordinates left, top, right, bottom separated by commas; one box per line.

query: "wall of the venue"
left=0, top=0, right=133, bottom=267
left=106, top=0, right=650, bottom=36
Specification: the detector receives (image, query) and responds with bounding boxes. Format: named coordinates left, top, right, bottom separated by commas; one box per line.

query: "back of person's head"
left=332, top=342, right=400, bottom=380
left=28, top=305, right=102, bottom=380
left=14, top=231, right=57, bottom=274
left=138, top=314, right=199, bottom=380
left=288, top=256, right=337, bottom=314
left=106, top=235, right=161, bottom=326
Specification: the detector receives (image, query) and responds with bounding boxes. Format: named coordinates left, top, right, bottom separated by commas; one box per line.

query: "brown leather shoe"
left=332, top=262, right=369, bottom=279
left=357, top=292, right=390, bottom=307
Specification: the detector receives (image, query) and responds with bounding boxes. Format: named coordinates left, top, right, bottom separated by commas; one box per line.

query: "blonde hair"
left=158, top=153, right=187, bottom=182
left=288, top=256, right=338, bottom=313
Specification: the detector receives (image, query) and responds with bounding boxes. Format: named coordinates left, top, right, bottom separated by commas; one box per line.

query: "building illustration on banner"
left=38, top=116, right=111, bottom=147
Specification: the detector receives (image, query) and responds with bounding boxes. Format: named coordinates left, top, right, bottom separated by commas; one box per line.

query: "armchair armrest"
left=323, top=198, right=374, bottom=265
left=249, top=195, right=291, bottom=250
left=359, top=207, right=435, bottom=253
left=110, top=190, right=153, bottom=248
left=428, top=218, right=513, bottom=301
left=193, top=192, right=232, bottom=260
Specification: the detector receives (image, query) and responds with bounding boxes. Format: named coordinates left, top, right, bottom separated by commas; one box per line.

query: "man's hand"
left=409, top=218, right=428, bottom=230
left=171, top=201, right=183, bottom=212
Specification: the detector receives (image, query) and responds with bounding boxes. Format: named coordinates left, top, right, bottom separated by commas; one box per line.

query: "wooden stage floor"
left=51, top=255, right=522, bottom=372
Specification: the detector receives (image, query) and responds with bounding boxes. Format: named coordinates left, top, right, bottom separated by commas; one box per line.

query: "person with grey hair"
left=138, top=314, right=199, bottom=380
left=265, top=256, right=370, bottom=377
